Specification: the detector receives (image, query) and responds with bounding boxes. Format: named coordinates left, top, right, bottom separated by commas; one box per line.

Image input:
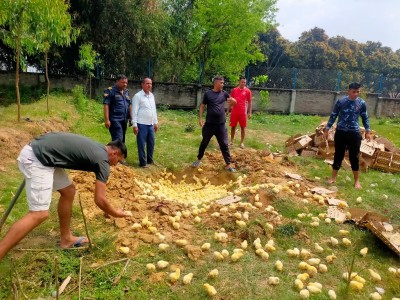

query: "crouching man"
left=0, top=132, right=129, bottom=261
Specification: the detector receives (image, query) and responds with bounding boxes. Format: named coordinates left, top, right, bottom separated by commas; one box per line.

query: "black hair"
left=141, top=77, right=152, bottom=84
left=239, top=76, right=246, bottom=81
left=348, top=82, right=361, bottom=89
left=107, top=140, right=127, bottom=158
left=116, top=74, right=128, bottom=81
left=213, top=75, right=224, bottom=82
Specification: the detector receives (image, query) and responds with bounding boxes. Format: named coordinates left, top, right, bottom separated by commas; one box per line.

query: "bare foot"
left=354, top=182, right=362, bottom=189
left=327, top=178, right=336, bottom=184
left=60, top=236, right=89, bottom=249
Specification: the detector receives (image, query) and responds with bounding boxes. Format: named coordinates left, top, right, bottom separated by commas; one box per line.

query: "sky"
left=275, top=0, right=400, bottom=51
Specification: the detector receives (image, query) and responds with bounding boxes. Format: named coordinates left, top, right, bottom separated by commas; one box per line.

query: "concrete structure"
left=1, top=72, right=399, bottom=117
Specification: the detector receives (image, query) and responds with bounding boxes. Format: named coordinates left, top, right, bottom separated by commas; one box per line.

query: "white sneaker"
left=240, top=143, right=245, bottom=148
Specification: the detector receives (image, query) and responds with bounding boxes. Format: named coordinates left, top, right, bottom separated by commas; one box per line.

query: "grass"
left=0, top=92, right=400, bottom=299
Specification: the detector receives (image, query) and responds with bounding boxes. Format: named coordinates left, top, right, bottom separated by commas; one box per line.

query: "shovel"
left=0, top=179, right=25, bottom=232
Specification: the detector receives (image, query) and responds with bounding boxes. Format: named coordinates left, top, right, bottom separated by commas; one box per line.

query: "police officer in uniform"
left=103, top=75, right=132, bottom=146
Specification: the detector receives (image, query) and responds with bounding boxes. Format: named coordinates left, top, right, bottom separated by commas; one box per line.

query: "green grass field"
left=0, top=93, right=399, bottom=300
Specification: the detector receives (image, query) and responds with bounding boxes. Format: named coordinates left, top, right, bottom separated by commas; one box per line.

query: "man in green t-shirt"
left=0, top=132, right=129, bottom=261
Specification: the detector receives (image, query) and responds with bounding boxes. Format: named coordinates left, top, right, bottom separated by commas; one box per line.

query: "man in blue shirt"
left=103, top=75, right=132, bottom=145
left=324, top=82, right=372, bottom=189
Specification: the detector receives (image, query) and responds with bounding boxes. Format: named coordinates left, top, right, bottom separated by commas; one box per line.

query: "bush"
left=71, top=85, right=88, bottom=111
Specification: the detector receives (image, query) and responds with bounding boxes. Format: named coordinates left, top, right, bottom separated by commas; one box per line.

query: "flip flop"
left=226, top=167, right=235, bottom=172
left=61, top=237, right=89, bottom=250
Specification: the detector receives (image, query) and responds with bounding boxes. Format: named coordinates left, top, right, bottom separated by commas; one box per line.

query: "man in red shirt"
left=229, top=76, right=252, bottom=148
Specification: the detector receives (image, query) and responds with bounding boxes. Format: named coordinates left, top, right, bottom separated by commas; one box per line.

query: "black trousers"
left=333, top=130, right=362, bottom=171
left=197, top=123, right=231, bottom=165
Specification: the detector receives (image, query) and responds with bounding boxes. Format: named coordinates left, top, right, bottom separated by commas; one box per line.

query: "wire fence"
left=246, top=66, right=400, bottom=98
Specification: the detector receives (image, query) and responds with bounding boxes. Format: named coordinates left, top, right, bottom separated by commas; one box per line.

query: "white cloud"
left=276, top=0, right=400, bottom=51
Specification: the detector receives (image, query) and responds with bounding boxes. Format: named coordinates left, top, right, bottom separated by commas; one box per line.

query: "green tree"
left=77, top=43, right=97, bottom=99
left=36, top=0, right=78, bottom=113
left=0, top=0, right=42, bottom=121
left=191, top=0, right=277, bottom=83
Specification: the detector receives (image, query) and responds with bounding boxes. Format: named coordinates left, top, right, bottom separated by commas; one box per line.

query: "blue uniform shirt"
left=326, top=96, right=371, bottom=133
left=103, top=85, right=131, bottom=121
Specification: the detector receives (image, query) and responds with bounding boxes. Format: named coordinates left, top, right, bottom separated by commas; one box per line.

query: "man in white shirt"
left=131, top=78, right=159, bottom=168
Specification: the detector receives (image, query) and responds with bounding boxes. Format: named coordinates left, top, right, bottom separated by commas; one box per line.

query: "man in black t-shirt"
left=0, top=132, right=129, bottom=261
left=192, top=76, right=237, bottom=171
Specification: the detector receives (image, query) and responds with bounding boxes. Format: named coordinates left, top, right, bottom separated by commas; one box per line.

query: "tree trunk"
left=45, top=50, right=50, bottom=113
left=16, top=39, right=21, bottom=122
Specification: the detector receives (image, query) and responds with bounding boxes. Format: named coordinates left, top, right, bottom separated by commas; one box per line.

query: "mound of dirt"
left=0, top=118, right=70, bottom=171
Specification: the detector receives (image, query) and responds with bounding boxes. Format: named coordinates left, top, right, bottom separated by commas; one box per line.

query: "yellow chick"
left=299, top=289, right=310, bottom=299
left=118, top=246, right=130, bottom=254
left=221, top=249, right=230, bottom=258
left=325, top=253, right=337, bottom=263
left=155, top=232, right=165, bottom=241
left=146, top=263, right=156, bottom=272
left=369, top=292, right=382, bottom=300
left=231, top=252, right=244, bottom=262
left=318, top=264, right=328, bottom=273
left=156, top=260, right=169, bottom=269
left=308, top=282, right=322, bottom=290
left=201, top=242, right=211, bottom=251
left=194, top=216, right=202, bottom=223
left=306, top=265, right=318, bottom=277
left=299, top=261, right=309, bottom=270
left=314, top=243, right=324, bottom=253
left=175, top=239, right=188, bottom=247
left=203, top=283, right=217, bottom=296
left=306, top=285, right=321, bottom=294
left=300, top=249, right=312, bottom=259
left=182, top=273, right=194, bottom=285
left=349, top=280, right=364, bottom=291
left=388, top=267, right=397, bottom=274
left=172, top=222, right=180, bottom=230
left=330, top=237, right=339, bottom=246
left=169, top=268, right=181, bottom=283
left=325, top=218, right=332, bottom=224
left=328, top=289, right=336, bottom=300
left=208, top=269, right=219, bottom=279
left=241, top=240, right=248, bottom=249
left=342, top=238, right=352, bottom=247
left=268, top=276, right=280, bottom=285
left=339, top=229, right=349, bottom=236
left=265, top=244, right=276, bottom=252
left=275, top=260, right=283, bottom=271
left=297, top=273, right=310, bottom=282
left=368, top=269, right=382, bottom=282
left=213, top=251, right=225, bottom=261
left=307, top=258, right=320, bottom=266
left=294, top=278, right=304, bottom=290
left=236, top=220, right=247, bottom=229
left=260, top=251, right=270, bottom=261
left=131, top=223, right=142, bottom=231
left=158, top=243, right=170, bottom=252
left=360, top=247, right=368, bottom=257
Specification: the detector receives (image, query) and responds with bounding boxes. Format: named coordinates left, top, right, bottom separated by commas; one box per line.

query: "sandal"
left=192, top=161, right=201, bottom=168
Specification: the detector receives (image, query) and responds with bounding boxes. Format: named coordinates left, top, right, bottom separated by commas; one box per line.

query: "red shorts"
left=230, top=114, right=247, bottom=128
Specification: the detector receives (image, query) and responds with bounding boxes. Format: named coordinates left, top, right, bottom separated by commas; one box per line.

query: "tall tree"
left=0, top=0, right=42, bottom=121
left=36, top=0, right=78, bottom=113
left=190, top=0, right=277, bottom=83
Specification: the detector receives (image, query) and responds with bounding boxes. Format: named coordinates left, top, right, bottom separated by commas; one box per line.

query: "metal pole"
left=198, top=61, right=202, bottom=84
left=378, top=74, right=384, bottom=96
left=336, top=71, right=342, bottom=92
left=0, top=179, right=25, bottom=232
left=292, top=68, right=298, bottom=90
